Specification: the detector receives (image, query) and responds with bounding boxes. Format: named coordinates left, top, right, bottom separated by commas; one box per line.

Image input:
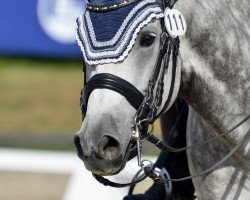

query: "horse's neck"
left=178, top=0, right=250, bottom=135
left=176, top=1, right=250, bottom=178
left=174, top=1, right=249, bottom=198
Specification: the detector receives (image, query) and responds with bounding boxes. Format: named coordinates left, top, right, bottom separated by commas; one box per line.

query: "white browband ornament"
left=164, top=8, right=187, bottom=38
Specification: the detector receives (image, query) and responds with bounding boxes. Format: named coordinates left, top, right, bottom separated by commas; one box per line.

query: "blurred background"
left=0, top=0, right=161, bottom=199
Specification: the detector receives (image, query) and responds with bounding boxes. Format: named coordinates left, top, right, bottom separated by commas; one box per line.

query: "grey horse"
left=75, top=0, right=250, bottom=199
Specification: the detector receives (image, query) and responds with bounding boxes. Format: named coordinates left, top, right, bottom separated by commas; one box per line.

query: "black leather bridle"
left=79, top=0, right=180, bottom=188
left=79, top=0, right=250, bottom=190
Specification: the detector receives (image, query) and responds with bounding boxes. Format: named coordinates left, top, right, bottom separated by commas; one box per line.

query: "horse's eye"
left=140, top=33, right=156, bottom=47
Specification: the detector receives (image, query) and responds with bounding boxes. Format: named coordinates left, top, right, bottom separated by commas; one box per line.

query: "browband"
left=86, top=0, right=141, bottom=12
left=86, top=0, right=179, bottom=13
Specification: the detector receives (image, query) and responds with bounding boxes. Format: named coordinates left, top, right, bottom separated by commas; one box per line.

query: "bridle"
left=79, top=0, right=250, bottom=189
left=80, top=0, right=179, bottom=186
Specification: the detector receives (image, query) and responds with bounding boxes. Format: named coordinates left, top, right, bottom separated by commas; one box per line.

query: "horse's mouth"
left=84, top=155, right=123, bottom=176
left=80, top=141, right=134, bottom=177
left=114, top=141, right=135, bottom=174
left=90, top=141, right=135, bottom=176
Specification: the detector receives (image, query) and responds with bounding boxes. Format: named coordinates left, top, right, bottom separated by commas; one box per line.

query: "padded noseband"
left=81, top=73, right=144, bottom=119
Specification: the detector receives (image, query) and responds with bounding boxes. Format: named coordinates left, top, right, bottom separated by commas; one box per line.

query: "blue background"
left=0, top=0, right=83, bottom=58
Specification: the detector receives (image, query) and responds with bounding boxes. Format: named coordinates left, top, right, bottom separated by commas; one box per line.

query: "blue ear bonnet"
left=76, top=0, right=164, bottom=65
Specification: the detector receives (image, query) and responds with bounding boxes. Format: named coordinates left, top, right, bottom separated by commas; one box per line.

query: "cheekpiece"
left=76, top=0, right=164, bottom=65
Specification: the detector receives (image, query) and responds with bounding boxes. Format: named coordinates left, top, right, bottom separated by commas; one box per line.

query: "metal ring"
left=134, top=116, right=140, bottom=124
left=134, top=117, right=143, bottom=130
left=141, top=159, right=153, bottom=170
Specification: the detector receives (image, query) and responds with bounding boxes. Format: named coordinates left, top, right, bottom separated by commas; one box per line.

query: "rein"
left=142, top=115, right=250, bottom=183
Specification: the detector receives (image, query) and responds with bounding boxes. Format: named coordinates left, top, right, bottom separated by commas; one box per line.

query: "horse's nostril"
left=98, top=136, right=120, bottom=160
left=74, top=135, right=84, bottom=158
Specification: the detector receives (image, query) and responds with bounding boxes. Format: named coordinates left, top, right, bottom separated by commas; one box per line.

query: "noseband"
left=80, top=73, right=144, bottom=119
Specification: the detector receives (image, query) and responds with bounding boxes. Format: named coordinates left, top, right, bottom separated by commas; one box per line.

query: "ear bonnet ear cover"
left=76, top=0, right=164, bottom=65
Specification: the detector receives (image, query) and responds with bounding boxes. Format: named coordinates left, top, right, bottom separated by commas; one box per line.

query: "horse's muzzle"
left=74, top=135, right=123, bottom=175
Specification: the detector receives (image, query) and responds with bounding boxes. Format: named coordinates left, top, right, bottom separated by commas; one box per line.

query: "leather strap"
left=93, top=172, right=147, bottom=188
left=154, top=38, right=179, bottom=120
left=147, top=114, right=250, bottom=153
left=143, top=114, right=250, bottom=182
left=144, top=128, right=250, bottom=182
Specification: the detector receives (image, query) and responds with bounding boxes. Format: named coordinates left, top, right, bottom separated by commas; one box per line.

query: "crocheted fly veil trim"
left=76, top=0, right=164, bottom=65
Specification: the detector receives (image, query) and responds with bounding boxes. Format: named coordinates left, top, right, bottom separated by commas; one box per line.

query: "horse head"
left=74, top=0, right=182, bottom=176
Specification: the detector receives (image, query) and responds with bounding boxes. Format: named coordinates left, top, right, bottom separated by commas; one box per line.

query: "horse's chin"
left=88, top=158, right=127, bottom=176
left=91, top=168, right=122, bottom=176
